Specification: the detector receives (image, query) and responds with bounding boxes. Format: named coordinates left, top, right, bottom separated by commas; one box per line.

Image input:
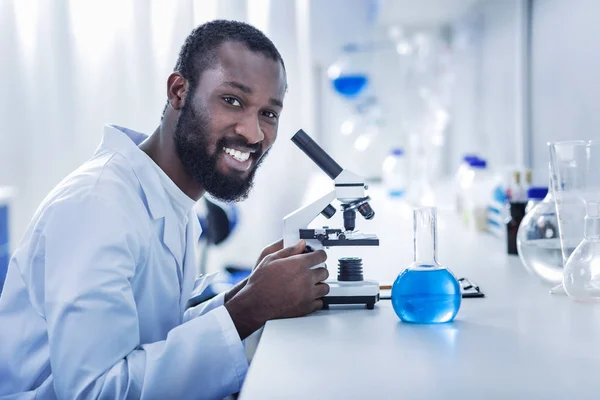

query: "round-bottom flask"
left=392, top=207, right=461, bottom=323
left=516, top=189, right=562, bottom=284
left=563, top=203, right=600, bottom=301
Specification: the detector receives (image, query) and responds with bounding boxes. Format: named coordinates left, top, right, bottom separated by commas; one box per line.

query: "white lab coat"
left=0, top=125, right=248, bottom=399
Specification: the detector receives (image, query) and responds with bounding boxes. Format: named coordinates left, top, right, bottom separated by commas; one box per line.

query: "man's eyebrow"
left=221, top=81, right=283, bottom=108
left=221, top=81, right=253, bottom=94
left=269, top=98, right=283, bottom=108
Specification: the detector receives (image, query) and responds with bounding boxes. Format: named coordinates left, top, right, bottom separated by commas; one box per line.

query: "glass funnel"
left=549, top=140, right=600, bottom=300
left=391, top=207, right=461, bottom=323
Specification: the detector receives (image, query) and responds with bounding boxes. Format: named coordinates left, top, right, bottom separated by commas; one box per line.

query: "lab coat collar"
left=99, top=125, right=169, bottom=220
left=98, top=125, right=202, bottom=268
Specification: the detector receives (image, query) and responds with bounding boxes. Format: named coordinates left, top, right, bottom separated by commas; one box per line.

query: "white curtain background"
left=0, top=0, right=316, bottom=271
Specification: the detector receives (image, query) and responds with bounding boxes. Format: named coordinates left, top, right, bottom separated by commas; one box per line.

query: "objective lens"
left=343, top=209, right=356, bottom=231
left=358, top=202, right=375, bottom=220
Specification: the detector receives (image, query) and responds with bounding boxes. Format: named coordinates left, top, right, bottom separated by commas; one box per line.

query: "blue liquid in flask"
left=332, top=75, right=368, bottom=98
left=392, top=267, right=461, bottom=324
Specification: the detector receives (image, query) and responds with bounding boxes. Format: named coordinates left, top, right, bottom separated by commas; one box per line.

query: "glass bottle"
left=507, top=202, right=527, bottom=255
left=563, top=202, right=600, bottom=301
left=455, top=154, right=479, bottom=214
left=462, top=158, right=491, bottom=232
left=391, top=207, right=462, bottom=323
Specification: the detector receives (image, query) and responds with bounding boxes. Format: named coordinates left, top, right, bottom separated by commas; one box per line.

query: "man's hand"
left=225, top=240, right=329, bottom=339
left=255, top=239, right=284, bottom=268
left=223, top=239, right=285, bottom=303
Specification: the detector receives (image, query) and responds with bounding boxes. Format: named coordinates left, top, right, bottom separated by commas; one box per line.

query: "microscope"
left=284, top=129, right=380, bottom=309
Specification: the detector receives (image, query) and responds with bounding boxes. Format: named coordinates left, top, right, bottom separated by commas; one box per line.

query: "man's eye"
left=262, top=110, right=278, bottom=119
left=223, top=97, right=242, bottom=107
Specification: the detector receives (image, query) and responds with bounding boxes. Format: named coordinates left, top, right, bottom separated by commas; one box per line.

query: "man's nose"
left=235, top=115, right=264, bottom=145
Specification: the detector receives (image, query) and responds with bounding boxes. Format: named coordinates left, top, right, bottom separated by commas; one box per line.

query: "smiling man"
left=0, top=20, right=329, bottom=399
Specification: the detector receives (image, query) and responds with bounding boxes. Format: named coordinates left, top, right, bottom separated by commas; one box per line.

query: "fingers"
left=262, top=239, right=284, bottom=256
left=256, top=239, right=285, bottom=269
left=311, top=299, right=324, bottom=313
left=311, top=267, right=329, bottom=284
left=314, top=282, right=330, bottom=298
left=268, top=240, right=306, bottom=261
left=289, top=249, right=327, bottom=268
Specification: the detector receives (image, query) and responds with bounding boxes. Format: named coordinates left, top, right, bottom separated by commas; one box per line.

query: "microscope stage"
left=322, top=280, right=380, bottom=310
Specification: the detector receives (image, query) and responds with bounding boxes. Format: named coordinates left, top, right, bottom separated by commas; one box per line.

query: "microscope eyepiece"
left=291, top=129, right=343, bottom=179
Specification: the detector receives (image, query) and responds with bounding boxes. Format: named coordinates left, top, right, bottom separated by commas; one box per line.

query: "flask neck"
left=413, top=207, right=438, bottom=265
left=585, top=203, right=600, bottom=240
left=585, top=217, right=600, bottom=240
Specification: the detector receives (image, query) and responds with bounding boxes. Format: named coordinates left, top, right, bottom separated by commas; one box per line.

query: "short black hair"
left=175, top=19, right=285, bottom=89
left=162, top=20, right=285, bottom=119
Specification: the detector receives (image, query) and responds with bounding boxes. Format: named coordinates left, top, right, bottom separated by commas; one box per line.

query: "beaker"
left=391, top=207, right=461, bottom=323
left=548, top=140, right=600, bottom=300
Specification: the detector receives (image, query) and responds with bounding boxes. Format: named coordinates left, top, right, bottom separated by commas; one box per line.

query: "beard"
left=173, top=99, right=268, bottom=202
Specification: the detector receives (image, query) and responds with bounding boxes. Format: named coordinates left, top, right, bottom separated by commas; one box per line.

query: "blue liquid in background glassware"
left=391, top=267, right=462, bottom=324
left=332, top=75, right=368, bottom=98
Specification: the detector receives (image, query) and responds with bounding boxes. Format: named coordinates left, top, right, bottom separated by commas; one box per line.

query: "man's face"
left=174, top=42, right=286, bottom=202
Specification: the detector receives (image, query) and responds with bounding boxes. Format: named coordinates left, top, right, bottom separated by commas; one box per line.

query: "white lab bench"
left=239, top=188, right=600, bottom=399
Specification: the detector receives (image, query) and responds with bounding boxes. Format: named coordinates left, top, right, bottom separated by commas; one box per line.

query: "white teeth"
left=223, top=147, right=250, bottom=162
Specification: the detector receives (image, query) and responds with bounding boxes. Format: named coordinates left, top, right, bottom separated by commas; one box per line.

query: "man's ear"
left=166, top=72, right=189, bottom=111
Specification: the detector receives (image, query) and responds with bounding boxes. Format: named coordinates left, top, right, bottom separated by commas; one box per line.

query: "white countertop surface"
left=239, top=187, right=600, bottom=400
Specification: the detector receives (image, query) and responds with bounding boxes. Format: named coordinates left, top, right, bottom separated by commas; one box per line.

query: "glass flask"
left=391, top=207, right=462, bottom=323
left=327, top=44, right=370, bottom=99
left=563, top=202, right=600, bottom=301
left=517, top=187, right=562, bottom=284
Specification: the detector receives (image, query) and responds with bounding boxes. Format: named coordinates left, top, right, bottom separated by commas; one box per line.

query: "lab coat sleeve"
left=183, top=292, right=225, bottom=322
left=43, top=195, right=247, bottom=400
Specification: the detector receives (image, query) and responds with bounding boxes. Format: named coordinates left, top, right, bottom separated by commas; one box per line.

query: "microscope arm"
left=283, top=189, right=336, bottom=248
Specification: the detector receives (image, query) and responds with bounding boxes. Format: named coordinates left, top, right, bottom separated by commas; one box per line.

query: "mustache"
left=218, top=137, right=262, bottom=157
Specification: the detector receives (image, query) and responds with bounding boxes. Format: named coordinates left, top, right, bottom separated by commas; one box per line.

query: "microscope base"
left=322, top=280, right=380, bottom=310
